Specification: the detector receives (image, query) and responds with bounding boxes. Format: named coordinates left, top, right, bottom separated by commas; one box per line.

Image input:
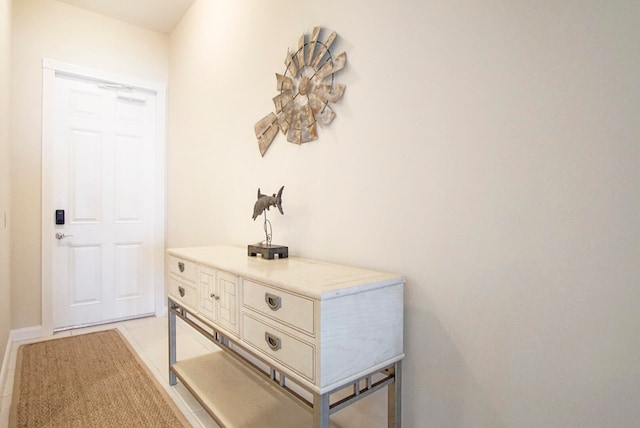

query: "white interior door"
left=49, top=72, right=158, bottom=330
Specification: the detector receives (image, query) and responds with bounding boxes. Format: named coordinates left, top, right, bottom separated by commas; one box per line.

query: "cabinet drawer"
left=242, top=314, right=314, bottom=382
left=243, top=280, right=315, bottom=335
left=168, top=277, right=198, bottom=309
left=168, top=256, right=197, bottom=283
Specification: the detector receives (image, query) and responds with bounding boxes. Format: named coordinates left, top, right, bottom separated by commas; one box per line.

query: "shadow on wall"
left=403, top=287, right=505, bottom=428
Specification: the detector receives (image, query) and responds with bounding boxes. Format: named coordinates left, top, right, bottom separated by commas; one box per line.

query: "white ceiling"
left=57, top=0, right=195, bottom=34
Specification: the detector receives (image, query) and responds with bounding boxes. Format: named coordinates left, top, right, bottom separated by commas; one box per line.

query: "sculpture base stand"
left=247, top=243, right=288, bottom=260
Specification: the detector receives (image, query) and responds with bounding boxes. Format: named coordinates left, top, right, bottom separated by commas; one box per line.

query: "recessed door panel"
left=69, top=89, right=102, bottom=118
left=116, top=97, right=146, bottom=125
left=114, top=243, right=142, bottom=300
left=69, top=129, right=102, bottom=223
left=115, top=135, right=143, bottom=223
left=69, top=244, right=101, bottom=306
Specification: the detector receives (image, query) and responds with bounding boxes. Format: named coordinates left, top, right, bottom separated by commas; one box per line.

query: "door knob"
left=55, top=232, right=74, bottom=240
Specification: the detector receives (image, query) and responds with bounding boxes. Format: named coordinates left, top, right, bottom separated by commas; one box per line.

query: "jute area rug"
left=9, top=329, right=190, bottom=427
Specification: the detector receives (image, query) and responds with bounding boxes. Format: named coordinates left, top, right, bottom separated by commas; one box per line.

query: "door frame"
left=41, top=58, right=167, bottom=336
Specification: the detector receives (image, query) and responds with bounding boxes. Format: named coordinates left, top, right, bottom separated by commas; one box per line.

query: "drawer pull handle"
left=265, top=332, right=281, bottom=351
left=178, top=262, right=185, bottom=272
left=265, top=293, right=282, bottom=311
left=178, top=286, right=185, bottom=297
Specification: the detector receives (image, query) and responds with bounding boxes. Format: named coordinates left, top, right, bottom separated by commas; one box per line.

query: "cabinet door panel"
left=198, top=267, right=217, bottom=320
left=217, top=271, right=239, bottom=334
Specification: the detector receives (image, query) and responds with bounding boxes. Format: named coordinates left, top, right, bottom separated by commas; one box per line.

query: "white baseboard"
left=0, top=326, right=44, bottom=400
left=11, top=325, right=44, bottom=342
left=0, top=335, right=12, bottom=397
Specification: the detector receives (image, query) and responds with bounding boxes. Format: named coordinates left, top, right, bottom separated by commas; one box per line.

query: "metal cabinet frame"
left=168, top=298, right=402, bottom=428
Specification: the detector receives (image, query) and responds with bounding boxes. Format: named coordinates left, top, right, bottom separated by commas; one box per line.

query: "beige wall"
left=0, top=0, right=12, bottom=364
left=10, top=0, right=169, bottom=329
left=168, top=1, right=640, bottom=426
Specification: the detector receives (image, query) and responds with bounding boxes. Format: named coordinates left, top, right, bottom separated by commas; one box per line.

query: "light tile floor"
left=0, top=316, right=221, bottom=428
left=0, top=315, right=389, bottom=427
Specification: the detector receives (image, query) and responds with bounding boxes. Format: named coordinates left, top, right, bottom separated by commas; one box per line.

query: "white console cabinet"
left=167, top=246, right=405, bottom=427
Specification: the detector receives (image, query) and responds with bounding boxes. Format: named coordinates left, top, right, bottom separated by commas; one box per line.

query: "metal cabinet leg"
left=313, top=392, right=330, bottom=428
left=168, top=303, right=177, bottom=385
left=388, top=360, right=402, bottom=427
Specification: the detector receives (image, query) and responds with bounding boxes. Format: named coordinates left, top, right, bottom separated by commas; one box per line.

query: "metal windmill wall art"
left=254, top=26, right=347, bottom=157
